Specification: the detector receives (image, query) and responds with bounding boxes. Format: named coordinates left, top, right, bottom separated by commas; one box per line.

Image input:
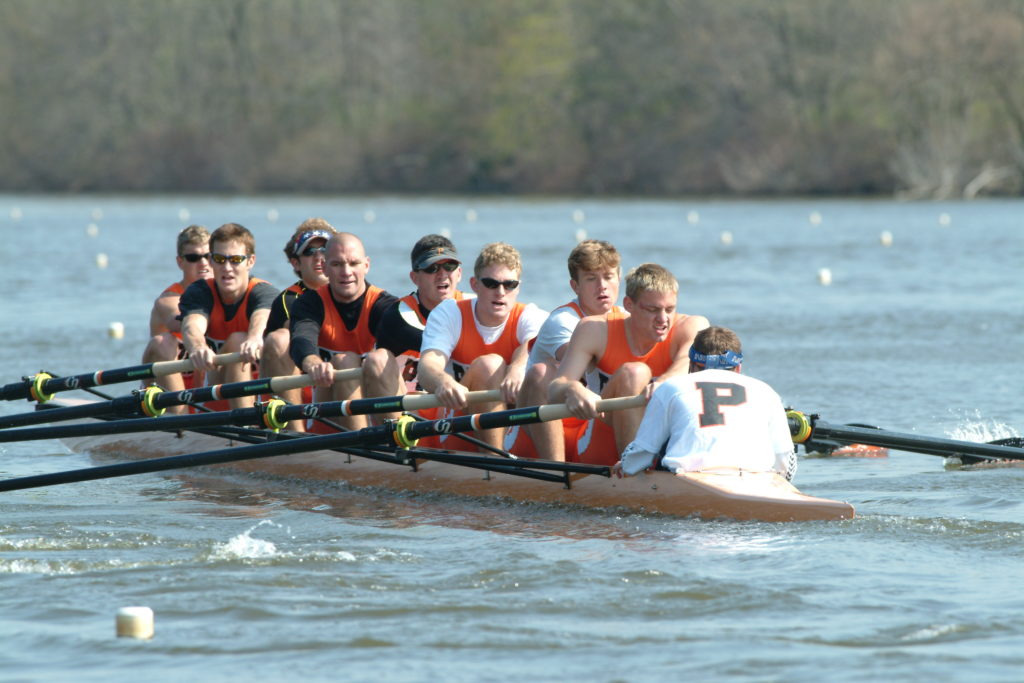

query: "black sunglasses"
left=419, top=261, right=460, bottom=274
left=211, top=253, right=249, bottom=265
left=181, top=252, right=211, bottom=263
left=300, top=246, right=327, bottom=257
left=480, top=277, right=519, bottom=290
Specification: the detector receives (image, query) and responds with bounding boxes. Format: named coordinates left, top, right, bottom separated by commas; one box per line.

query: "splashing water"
left=210, top=520, right=283, bottom=561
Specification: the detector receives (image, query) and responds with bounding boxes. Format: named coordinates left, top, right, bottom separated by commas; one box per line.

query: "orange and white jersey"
left=620, top=369, right=797, bottom=479
left=421, top=297, right=547, bottom=381
left=528, top=298, right=623, bottom=389
left=316, top=284, right=383, bottom=356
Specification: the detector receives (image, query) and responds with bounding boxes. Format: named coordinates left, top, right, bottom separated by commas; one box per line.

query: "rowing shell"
left=55, top=412, right=854, bottom=523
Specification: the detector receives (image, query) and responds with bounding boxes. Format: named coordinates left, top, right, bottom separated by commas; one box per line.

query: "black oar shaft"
left=1, top=353, right=243, bottom=402
left=0, top=425, right=393, bottom=493
left=800, top=419, right=1024, bottom=461
left=0, top=396, right=144, bottom=430
left=0, top=408, right=267, bottom=443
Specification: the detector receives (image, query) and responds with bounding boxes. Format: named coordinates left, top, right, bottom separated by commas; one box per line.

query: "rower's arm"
left=660, top=314, right=711, bottom=381
left=500, top=341, right=531, bottom=406
left=149, top=293, right=181, bottom=336
left=239, top=308, right=270, bottom=363
left=417, top=349, right=467, bottom=410
left=181, top=313, right=215, bottom=372
left=548, top=321, right=602, bottom=416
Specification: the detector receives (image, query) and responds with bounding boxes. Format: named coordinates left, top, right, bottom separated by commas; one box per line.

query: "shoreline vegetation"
left=3, top=0, right=1023, bottom=199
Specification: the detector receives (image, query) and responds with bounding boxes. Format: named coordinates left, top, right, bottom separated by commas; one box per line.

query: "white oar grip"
left=151, top=352, right=243, bottom=376
left=536, top=393, right=648, bottom=422
left=401, top=389, right=501, bottom=411
left=267, top=367, right=363, bottom=393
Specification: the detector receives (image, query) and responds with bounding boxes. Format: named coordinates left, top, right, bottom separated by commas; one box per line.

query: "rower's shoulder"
left=675, top=313, right=710, bottom=334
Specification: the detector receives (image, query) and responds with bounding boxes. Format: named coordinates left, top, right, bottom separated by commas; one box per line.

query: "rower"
left=417, top=242, right=547, bottom=451
left=613, top=326, right=798, bottom=481
left=549, top=263, right=710, bottom=466
left=289, top=232, right=400, bottom=430
left=259, top=218, right=336, bottom=431
left=179, top=223, right=277, bottom=409
left=364, top=234, right=467, bottom=424
left=506, top=239, right=623, bottom=461
left=140, top=225, right=211, bottom=413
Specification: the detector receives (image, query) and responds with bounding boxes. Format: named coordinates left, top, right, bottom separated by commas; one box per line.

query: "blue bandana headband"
left=689, top=347, right=743, bottom=369
left=291, top=229, right=333, bottom=256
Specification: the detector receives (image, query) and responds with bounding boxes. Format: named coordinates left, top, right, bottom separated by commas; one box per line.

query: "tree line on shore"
left=2, top=0, right=1022, bottom=198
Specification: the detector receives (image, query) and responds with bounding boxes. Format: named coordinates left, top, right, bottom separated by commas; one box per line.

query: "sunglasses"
left=211, top=253, right=249, bottom=265
left=300, top=246, right=327, bottom=257
left=480, top=277, right=519, bottom=291
left=181, top=252, right=211, bottom=263
left=419, top=261, right=460, bottom=274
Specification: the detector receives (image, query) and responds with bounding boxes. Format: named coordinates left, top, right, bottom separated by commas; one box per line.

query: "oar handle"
left=400, top=389, right=502, bottom=411
left=267, top=367, right=363, bottom=393
left=536, top=393, right=648, bottom=422
left=151, top=352, right=244, bottom=377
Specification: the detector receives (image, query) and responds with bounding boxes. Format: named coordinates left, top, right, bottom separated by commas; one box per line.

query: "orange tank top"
left=317, top=284, right=383, bottom=355
left=164, top=281, right=186, bottom=339
left=450, top=298, right=526, bottom=370
left=206, top=278, right=267, bottom=344
left=596, top=308, right=680, bottom=379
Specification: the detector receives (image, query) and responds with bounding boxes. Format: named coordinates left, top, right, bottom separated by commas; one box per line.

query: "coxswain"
left=288, top=232, right=399, bottom=430
left=614, top=326, right=798, bottom=481
left=417, top=242, right=547, bottom=451
left=179, top=223, right=277, bottom=409
left=259, top=218, right=336, bottom=430
left=549, top=263, right=710, bottom=466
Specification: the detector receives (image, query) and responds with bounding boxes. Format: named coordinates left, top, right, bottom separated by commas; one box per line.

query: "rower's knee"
left=263, top=328, right=290, bottom=358
left=608, top=362, right=652, bottom=394
left=362, top=348, right=394, bottom=378
left=330, top=351, right=362, bottom=370
left=143, top=332, right=179, bottom=363
left=221, top=331, right=247, bottom=352
left=465, top=354, right=506, bottom=387
left=521, top=360, right=555, bottom=403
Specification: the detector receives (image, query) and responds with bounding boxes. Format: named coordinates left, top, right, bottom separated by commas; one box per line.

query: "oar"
left=0, top=353, right=244, bottom=404
left=788, top=411, right=1024, bottom=463
left=0, top=368, right=363, bottom=430
left=0, top=394, right=644, bottom=492
left=0, top=389, right=501, bottom=443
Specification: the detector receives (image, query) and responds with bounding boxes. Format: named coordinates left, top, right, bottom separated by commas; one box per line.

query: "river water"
left=0, top=195, right=1021, bottom=681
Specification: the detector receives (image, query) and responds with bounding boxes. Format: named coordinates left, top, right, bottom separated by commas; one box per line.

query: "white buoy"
left=86, top=223, right=100, bottom=237
left=817, top=267, right=832, bottom=285
left=178, top=208, right=191, bottom=222
left=116, top=606, right=154, bottom=639
left=95, top=253, right=109, bottom=269
left=363, top=209, right=376, bottom=223
left=9, top=207, right=22, bottom=221
left=572, top=209, right=585, bottom=224
left=880, top=230, right=893, bottom=247
left=91, top=208, right=104, bottom=221
left=267, top=209, right=279, bottom=222
left=439, top=227, right=452, bottom=239
left=108, top=322, right=125, bottom=339
left=938, top=212, right=951, bottom=226
left=574, top=228, right=587, bottom=243
left=809, top=211, right=823, bottom=226
left=465, top=209, right=478, bottom=223
left=720, top=231, right=733, bottom=245
left=687, top=210, right=700, bottom=225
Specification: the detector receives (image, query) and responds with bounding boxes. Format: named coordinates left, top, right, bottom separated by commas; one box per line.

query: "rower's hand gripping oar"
left=787, top=410, right=1024, bottom=463
left=0, top=394, right=646, bottom=492
left=0, top=352, right=244, bottom=404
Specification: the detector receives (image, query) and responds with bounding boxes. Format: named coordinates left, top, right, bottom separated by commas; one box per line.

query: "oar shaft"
left=0, top=408, right=267, bottom=443
left=805, top=419, right=1024, bottom=461
left=404, top=394, right=647, bottom=442
left=0, top=425, right=394, bottom=493
left=0, top=352, right=243, bottom=402
left=276, top=389, right=501, bottom=422
left=152, top=367, right=362, bottom=409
